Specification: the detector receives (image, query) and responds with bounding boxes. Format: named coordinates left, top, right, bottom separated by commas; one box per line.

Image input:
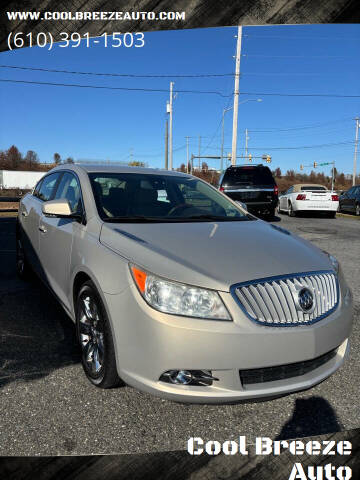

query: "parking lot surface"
left=0, top=213, right=359, bottom=455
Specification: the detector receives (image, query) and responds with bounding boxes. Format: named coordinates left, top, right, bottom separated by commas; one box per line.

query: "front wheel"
left=16, top=236, right=31, bottom=280
left=76, top=281, right=122, bottom=389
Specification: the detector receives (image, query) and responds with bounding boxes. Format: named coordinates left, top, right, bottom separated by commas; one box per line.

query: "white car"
left=278, top=184, right=339, bottom=218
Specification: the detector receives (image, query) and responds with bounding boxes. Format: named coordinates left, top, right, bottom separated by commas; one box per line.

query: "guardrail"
left=0, top=196, right=21, bottom=202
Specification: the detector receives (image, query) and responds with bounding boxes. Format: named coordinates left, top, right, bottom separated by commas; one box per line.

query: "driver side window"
left=54, top=172, right=82, bottom=214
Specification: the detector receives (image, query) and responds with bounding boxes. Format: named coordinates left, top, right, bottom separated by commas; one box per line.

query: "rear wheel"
left=356, top=204, right=360, bottom=216
left=327, top=211, right=336, bottom=218
left=288, top=203, right=296, bottom=217
left=76, top=281, right=122, bottom=389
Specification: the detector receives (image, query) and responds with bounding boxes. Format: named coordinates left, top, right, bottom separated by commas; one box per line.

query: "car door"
left=19, top=172, right=61, bottom=275
left=343, top=187, right=354, bottom=211
left=38, top=171, right=86, bottom=311
left=281, top=187, right=292, bottom=210
left=353, top=186, right=360, bottom=213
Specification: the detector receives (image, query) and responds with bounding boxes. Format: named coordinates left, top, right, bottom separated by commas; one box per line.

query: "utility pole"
left=245, top=128, right=249, bottom=159
left=165, top=118, right=169, bottom=169
left=186, top=136, right=190, bottom=173
left=353, top=117, right=359, bottom=186
left=231, top=25, right=242, bottom=166
left=169, top=81, right=174, bottom=170
left=198, top=135, right=201, bottom=170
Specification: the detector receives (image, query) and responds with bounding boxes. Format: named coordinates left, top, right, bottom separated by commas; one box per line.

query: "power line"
left=2, top=79, right=360, bottom=100
left=245, top=34, right=360, bottom=41
left=0, top=78, right=231, bottom=97
left=0, top=65, right=234, bottom=78
left=210, top=141, right=355, bottom=151
left=247, top=117, right=353, bottom=132
left=242, top=54, right=354, bottom=59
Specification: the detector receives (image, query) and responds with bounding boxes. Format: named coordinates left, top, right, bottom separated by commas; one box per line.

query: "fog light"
left=169, top=370, right=192, bottom=385
left=160, top=370, right=219, bottom=386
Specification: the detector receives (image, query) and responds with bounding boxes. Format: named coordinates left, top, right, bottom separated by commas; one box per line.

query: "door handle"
left=21, top=211, right=28, bottom=217
left=39, top=225, right=47, bottom=233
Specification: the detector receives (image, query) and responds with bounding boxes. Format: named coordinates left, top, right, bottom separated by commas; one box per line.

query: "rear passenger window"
left=38, top=173, right=61, bottom=202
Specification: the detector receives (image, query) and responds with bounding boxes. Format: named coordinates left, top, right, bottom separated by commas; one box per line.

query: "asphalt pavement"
left=0, top=212, right=359, bottom=455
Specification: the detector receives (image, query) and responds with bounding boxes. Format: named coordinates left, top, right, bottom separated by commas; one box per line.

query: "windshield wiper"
left=104, top=216, right=171, bottom=223
left=183, top=214, right=248, bottom=221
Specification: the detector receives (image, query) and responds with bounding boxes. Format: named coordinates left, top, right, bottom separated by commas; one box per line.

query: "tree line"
left=178, top=163, right=359, bottom=191
left=0, top=145, right=74, bottom=172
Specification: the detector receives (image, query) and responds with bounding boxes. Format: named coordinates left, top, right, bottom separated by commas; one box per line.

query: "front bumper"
left=105, top=275, right=353, bottom=403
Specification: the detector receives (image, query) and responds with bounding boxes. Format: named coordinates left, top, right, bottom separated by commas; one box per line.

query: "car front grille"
left=232, top=271, right=338, bottom=326
left=240, top=348, right=338, bottom=386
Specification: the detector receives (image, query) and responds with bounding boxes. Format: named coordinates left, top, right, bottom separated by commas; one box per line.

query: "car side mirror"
left=42, top=199, right=78, bottom=219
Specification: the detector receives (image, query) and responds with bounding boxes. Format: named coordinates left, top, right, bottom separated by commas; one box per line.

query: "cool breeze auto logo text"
left=187, top=437, right=353, bottom=479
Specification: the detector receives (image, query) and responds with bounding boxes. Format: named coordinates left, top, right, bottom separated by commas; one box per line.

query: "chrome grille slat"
left=234, top=272, right=338, bottom=326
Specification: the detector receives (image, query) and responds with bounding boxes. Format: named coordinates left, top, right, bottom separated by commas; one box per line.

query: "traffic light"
left=313, top=161, right=317, bottom=168
left=300, top=164, right=304, bottom=171
left=266, top=155, right=271, bottom=163
left=248, top=154, right=252, bottom=162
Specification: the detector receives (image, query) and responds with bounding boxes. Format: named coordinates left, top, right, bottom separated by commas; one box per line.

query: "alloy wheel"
left=78, top=294, right=105, bottom=376
left=16, top=239, right=25, bottom=276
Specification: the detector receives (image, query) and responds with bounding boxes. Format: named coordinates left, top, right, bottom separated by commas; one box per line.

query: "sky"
left=0, top=24, right=360, bottom=177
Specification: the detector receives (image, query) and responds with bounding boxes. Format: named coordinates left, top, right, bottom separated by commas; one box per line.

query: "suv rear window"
left=222, top=166, right=275, bottom=186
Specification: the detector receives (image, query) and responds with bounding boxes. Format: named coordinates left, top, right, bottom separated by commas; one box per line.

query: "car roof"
left=46, top=164, right=192, bottom=177
left=292, top=184, right=327, bottom=192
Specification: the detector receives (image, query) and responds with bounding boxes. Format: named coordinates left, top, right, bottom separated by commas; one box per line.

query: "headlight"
left=323, top=251, right=339, bottom=274
left=130, top=265, right=231, bottom=320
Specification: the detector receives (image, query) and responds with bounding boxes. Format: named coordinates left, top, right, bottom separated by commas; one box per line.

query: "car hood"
left=100, top=220, right=333, bottom=292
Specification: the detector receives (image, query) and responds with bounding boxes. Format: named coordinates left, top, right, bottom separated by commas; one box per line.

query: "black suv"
left=219, top=164, right=278, bottom=218
left=338, top=185, right=360, bottom=215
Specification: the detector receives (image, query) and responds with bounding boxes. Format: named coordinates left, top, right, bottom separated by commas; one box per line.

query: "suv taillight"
left=331, top=194, right=339, bottom=201
left=274, top=185, right=278, bottom=196
left=219, top=186, right=225, bottom=192
left=296, top=194, right=306, bottom=200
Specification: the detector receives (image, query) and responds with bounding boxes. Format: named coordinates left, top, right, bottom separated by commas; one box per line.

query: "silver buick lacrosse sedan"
left=16, top=164, right=353, bottom=403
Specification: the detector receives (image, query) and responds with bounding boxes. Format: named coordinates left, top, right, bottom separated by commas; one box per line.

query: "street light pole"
left=353, top=117, right=359, bottom=186
left=245, top=128, right=249, bottom=159
left=221, top=99, right=262, bottom=171
left=169, top=81, right=174, bottom=170
left=221, top=106, right=232, bottom=172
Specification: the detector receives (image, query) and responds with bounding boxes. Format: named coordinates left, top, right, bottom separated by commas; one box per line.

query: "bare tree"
left=7, top=145, right=22, bottom=169
left=54, top=153, right=61, bottom=165
left=65, top=157, right=74, bottom=164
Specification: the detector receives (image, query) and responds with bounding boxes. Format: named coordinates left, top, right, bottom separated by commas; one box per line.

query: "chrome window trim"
left=230, top=270, right=339, bottom=327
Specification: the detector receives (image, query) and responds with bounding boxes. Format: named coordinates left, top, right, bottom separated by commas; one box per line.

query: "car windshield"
left=89, top=172, right=253, bottom=222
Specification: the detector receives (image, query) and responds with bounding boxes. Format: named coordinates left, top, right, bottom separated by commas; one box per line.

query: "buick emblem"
left=298, top=288, right=314, bottom=312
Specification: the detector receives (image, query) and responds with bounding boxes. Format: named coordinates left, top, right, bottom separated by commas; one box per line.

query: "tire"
left=288, top=203, right=296, bottom=217
left=266, top=208, right=275, bottom=220
left=356, top=204, right=360, bottom=216
left=277, top=204, right=282, bottom=214
left=327, top=211, right=336, bottom=218
left=16, top=235, right=32, bottom=280
left=76, top=280, right=122, bottom=389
